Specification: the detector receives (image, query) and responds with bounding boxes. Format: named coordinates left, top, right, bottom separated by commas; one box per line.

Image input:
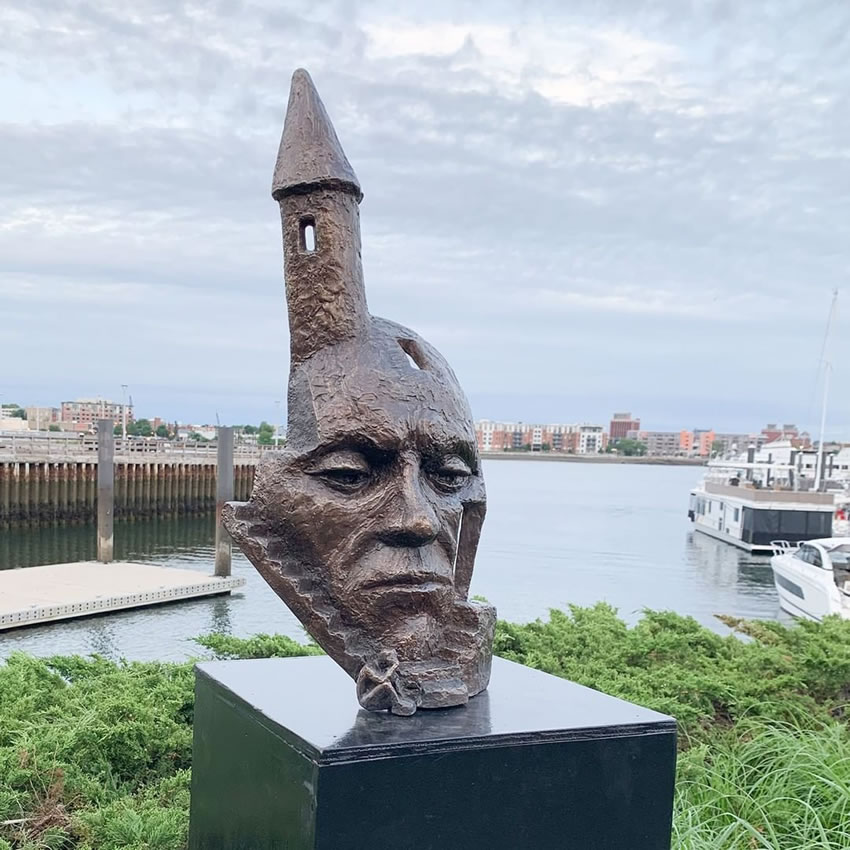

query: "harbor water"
left=0, top=460, right=783, bottom=662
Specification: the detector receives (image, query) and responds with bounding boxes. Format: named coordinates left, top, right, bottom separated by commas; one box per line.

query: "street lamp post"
left=121, top=384, right=128, bottom=441
left=275, top=400, right=281, bottom=448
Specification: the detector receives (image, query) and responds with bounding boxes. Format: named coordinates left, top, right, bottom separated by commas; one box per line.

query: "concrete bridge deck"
left=0, top=561, right=246, bottom=631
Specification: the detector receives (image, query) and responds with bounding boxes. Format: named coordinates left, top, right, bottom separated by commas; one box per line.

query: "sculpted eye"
left=322, top=468, right=369, bottom=488
left=428, top=456, right=472, bottom=492
left=308, top=450, right=372, bottom=492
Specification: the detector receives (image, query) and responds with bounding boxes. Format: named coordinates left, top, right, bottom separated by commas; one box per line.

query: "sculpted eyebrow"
left=417, top=436, right=478, bottom=472
left=304, top=434, right=399, bottom=463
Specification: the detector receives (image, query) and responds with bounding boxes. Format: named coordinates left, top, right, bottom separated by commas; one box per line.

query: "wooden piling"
left=97, top=420, right=114, bottom=563
left=215, top=428, right=234, bottom=577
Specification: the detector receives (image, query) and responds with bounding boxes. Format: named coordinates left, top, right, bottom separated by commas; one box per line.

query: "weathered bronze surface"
left=223, top=69, right=495, bottom=715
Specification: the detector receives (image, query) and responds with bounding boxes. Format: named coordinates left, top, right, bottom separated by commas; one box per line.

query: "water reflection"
left=0, top=462, right=786, bottom=662
left=208, top=597, right=232, bottom=636
left=0, top=515, right=216, bottom=571
left=684, top=531, right=774, bottom=587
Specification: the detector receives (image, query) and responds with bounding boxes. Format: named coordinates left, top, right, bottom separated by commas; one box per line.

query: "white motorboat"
left=769, top=538, right=850, bottom=621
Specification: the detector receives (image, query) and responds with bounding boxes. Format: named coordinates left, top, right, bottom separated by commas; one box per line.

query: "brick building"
left=609, top=413, right=641, bottom=441
left=760, top=423, right=810, bottom=448
left=60, top=398, right=133, bottom=431
left=476, top=421, right=607, bottom=454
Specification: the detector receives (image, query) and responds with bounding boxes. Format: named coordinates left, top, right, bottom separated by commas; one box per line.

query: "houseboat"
left=688, top=440, right=845, bottom=553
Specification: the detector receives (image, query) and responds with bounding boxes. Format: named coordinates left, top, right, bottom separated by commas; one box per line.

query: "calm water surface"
left=0, top=461, right=783, bottom=662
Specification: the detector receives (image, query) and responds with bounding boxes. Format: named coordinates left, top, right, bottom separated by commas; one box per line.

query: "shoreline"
left=480, top=452, right=706, bottom=466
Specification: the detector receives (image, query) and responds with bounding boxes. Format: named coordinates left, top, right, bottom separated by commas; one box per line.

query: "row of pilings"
left=0, top=461, right=255, bottom=527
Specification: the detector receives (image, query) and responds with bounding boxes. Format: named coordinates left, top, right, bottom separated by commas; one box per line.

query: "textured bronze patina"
left=223, top=69, right=495, bottom=716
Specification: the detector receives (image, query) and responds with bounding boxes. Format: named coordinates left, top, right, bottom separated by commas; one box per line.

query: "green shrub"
left=2, top=606, right=850, bottom=848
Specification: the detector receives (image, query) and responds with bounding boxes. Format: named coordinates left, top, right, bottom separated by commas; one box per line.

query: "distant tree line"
left=106, top=420, right=283, bottom=445
left=607, top=438, right=648, bottom=457
left=113, top=419, right=169, bottom=438
left=238, top=422, right=277, bottom=445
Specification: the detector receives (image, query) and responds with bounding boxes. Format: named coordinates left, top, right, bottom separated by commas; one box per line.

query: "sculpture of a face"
left=224, top=69, right=495, bottom=716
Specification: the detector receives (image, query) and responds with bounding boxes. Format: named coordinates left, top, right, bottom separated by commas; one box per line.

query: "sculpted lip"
left=358, top=573, right=452, bottom=592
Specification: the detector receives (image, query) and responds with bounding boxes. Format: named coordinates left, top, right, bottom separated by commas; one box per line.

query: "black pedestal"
left=189, top=656, right=676, bottom=849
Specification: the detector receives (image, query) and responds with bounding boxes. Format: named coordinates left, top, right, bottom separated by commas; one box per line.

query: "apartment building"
left=60, top=398, right=133, bottom=430
left=475, top=421, right=607, bottom=454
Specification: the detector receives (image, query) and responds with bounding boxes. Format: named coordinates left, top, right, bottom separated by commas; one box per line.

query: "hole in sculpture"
left=300, top=217, right=316, bottom=252
left=398, top=338, right=426, bottom=370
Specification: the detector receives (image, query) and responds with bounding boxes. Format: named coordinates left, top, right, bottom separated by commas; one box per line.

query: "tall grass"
left=1, top=606, right=849, bottom=848
left=675, top=721, right=850, bottom=849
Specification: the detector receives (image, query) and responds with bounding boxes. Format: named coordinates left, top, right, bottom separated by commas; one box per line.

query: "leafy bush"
left=496, top=604, right=850, bottom=735
left=2, top=606, right=850, bottom=848
left=194, top=633, right=323, bottom=659
left=0, top=654, right=194, bottom=848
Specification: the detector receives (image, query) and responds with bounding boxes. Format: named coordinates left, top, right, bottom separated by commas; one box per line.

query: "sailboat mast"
left=814, top=289, right=839, bottom=490
left=814, top=362, right=831, bottom=490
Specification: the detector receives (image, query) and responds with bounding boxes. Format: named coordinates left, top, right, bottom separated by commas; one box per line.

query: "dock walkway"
left=0, top=562, right=246, bottom=631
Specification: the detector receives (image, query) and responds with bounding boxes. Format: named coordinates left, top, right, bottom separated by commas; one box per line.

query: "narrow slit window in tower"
left=300, top=217, right=316, bottom=253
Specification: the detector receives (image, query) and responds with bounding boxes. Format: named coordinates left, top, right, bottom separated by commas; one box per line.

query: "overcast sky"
left=3, top=0, right=850, bottom=434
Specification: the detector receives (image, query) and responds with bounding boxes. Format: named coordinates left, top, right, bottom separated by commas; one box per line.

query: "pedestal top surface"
left=196, top=656, right=674, bottom=765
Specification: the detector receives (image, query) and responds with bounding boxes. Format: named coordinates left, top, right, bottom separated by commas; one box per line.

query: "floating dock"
left=0, top=561, right=246, bottom=631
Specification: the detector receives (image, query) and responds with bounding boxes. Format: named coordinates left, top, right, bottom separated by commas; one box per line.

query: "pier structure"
left=0, top=560, right=245, bottom=631
left=0, top=428, right=248, bottom=630
left=0, top=434, right=262, bottom=527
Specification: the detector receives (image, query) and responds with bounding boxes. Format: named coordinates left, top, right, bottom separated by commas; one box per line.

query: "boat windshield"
left=828, top=544, right=850, bottom=567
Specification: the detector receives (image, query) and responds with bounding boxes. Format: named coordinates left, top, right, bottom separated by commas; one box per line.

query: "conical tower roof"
left=272, top=69, right=362, bottom=201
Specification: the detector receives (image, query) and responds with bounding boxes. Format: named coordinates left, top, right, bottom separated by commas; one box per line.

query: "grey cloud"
left=3, top=0, right=850, bottom=432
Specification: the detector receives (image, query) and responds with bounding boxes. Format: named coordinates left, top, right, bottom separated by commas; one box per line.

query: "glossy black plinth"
left=189, top=656, right=676, bottom=850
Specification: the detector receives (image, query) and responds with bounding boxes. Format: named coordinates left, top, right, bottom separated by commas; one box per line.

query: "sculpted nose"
left=378, top=460, right=440, bottom=548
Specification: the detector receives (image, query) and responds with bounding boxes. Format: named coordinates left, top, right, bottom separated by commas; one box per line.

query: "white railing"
left=0, top=432, right=280, bottom=462
left=770, top=540, right=795, bottom=557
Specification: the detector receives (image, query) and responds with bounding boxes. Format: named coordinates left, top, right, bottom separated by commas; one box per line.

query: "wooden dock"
left=0, top=562, right=246, bottom=631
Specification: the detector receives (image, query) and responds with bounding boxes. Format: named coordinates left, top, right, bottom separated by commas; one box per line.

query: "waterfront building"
left=60, top=398, right=133, bottom=430
left=609, top=413, right=640, bottom=441
left=630, top=430, right=684, bottom=457
left=176, top=424, right=218, bottom=440
left=711, top=432, right=754, bottom=456
left=760, top=423, right=810, bottom=447
left=475, top=420, right=606, bottom=454
left=577, top=424, right=605, bottom=454
left=25, top=406, right=60, bottom=430
left=692, top=429, right=716, bottom=457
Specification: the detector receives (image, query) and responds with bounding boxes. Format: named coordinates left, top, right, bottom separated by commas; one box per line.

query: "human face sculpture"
left=226, top=324, right=495, bottom=715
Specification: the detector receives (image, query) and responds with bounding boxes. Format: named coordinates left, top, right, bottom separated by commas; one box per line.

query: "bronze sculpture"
left=223, top=69, right=495, bottom=716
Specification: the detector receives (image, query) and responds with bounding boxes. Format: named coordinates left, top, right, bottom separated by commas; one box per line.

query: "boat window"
left=810, top=548, right=823, bottom=568
left=741, top=507, right=755, bottom=543
left=828, top=545, right=850, bottom=568
left=807, top=512, right=832, bottom=537
left=779, top=511, right=807, bottom=536
left=795, top=546, right=812, bottom=564
left=733, top=508, right=740, bottom=522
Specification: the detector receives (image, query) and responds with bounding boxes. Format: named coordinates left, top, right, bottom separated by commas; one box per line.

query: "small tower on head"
left=272, top=69, right=368, bottom=364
